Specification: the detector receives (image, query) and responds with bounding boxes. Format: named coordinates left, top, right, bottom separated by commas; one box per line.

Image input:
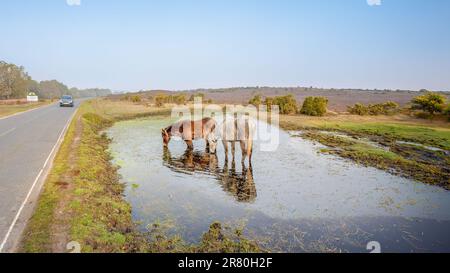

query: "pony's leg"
left=185, top=140, right=194, bottom=150
left=223, top=140, right=229, bottom=162
left=205, top=139, right=210, bottom=153
left=240, top=140, right=247, bottom=163
left=231, top=141, right=236, bottom=159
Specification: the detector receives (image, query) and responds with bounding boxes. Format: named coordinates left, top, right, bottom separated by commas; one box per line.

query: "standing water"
left=107, top=118, right=450, bottom=253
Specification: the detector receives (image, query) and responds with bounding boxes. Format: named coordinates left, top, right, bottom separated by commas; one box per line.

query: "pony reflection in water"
left=163, top=148, right=257, bottom=203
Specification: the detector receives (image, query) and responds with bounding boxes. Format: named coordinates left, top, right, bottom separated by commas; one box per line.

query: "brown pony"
left=161, top=117, right=217, bottom=150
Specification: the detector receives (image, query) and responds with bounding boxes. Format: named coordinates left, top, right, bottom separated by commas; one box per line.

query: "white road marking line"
left=0, top=109, right=77, bottom=253
left=0, top=128, right=16, bottom=138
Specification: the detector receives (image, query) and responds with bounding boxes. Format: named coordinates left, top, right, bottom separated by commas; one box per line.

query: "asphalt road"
left=0, top=101, right=80, bottom=252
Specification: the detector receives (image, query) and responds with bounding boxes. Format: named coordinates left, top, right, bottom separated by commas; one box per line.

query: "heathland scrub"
left=279, top=114, right=450, bottom=189
left=20, top=99, right=262, bottom=253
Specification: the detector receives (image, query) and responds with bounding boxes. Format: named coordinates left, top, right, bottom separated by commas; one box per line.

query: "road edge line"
left=0, top=108, right=78, bottom=253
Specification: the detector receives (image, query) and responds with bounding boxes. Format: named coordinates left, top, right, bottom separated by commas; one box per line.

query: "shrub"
left=264, top=97, right=274, bottom=111
left=348, top=103, right=369, bottom=115
left=173, top=94, right=186, bottom=105
left=274, top=94, right=299, bottom=115
left=368, top=101, right=399, bottom=115
left=154, top=94, right=187, bottom=106
left=249, top=95, right=262, bottom=107
left=348, top=101, right=399, bottom=116
left=262, top=95, right=298, bottom=114
left=301, top=96, right=328, bottom=116
left=154, top=94, right=166, bottom=107
left=381, top=101, right=399, bottom=114
left=189, top=93, right=205, bottom=102
left=411, top=92, right=447, bottom=115
left=130, top=95, right=141, bottom=103
left=445, top=105, right=450, bottom=121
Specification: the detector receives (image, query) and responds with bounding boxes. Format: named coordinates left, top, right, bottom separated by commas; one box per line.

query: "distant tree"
left=38, top=80, right=69, bottom=99
left=411, top=92, right=447, bottom=115
left=0, top=61, right=30, bottom=99
left=301, top=97, right=328, bottom=116
left=1, top=60, right=112, bottom=100
left=68, top=87, right=81, bottom=98
left=68, top=88, right=111, bottom=98
left=27, top=79, right=41, bottom=97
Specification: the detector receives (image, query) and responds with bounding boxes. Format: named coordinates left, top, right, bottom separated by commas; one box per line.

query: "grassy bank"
left=0, top=101, right=52, bottom=118
left=21, top=99, right=262, bottom=253
left=280, top=114, right=450, bottom=189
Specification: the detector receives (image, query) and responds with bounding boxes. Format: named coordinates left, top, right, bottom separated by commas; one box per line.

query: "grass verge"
left=0, top=101, right=52, bottom=118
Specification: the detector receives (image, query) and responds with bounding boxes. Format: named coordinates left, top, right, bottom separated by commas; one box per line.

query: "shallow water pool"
left=107, top=118, right=450, bottom=252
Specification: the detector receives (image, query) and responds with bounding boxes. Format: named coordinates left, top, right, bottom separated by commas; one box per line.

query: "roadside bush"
left=411, top=92, right=447, bottom=116
left=301, top=96, right=328, bottom=116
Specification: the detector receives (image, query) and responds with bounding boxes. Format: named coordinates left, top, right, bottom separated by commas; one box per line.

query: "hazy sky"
left=1, top=0, right=449, bottom=91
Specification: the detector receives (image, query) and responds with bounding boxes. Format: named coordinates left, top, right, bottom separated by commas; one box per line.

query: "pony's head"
left=161, top=128, right=171, bottom=147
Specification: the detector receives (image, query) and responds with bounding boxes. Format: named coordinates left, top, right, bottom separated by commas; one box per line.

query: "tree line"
left=0, top=61, right=111, bottom=100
